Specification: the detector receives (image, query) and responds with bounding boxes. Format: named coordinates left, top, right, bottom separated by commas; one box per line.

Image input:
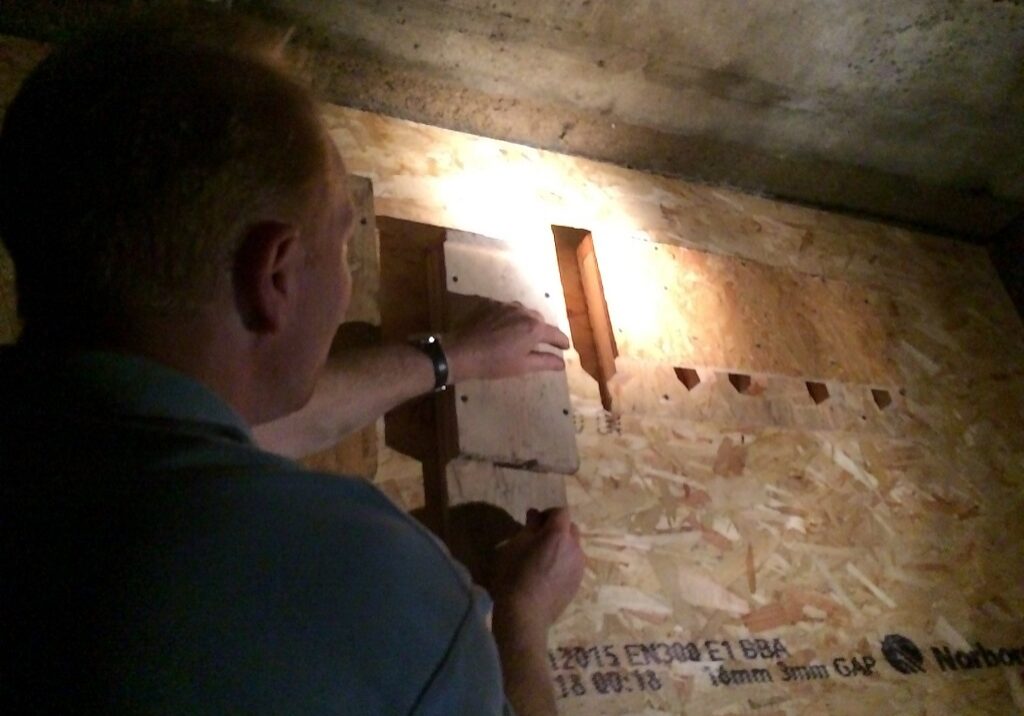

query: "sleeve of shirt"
left=405, top=580, right=515, bottom=716
left=109, top=464, right=516, bottom=715
left=302, top=476, right=513, bottom=716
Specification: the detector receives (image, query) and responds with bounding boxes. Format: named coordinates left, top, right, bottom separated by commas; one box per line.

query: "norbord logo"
left=881, top=633, right=1024, bottom=675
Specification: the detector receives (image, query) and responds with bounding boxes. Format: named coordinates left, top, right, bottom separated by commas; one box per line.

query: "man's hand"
left=490, top=507, right=585, bottom=631
left=445, top=296, right=570, bottom=384
left=489, top=507, right=584, bottom=716
left=255, top=298, right=570, bottom=459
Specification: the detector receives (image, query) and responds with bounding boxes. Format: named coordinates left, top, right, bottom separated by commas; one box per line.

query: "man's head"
left=0, top=16, right=354, bottom=422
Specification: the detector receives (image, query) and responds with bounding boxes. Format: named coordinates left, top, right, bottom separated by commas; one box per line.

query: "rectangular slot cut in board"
left=573, top=232, right=619, bottom=410
left=553, top=226, right=618, bottom=410
left=378, top=216, right=453, bottom=535
left=378, top=215, right=454, bottom=469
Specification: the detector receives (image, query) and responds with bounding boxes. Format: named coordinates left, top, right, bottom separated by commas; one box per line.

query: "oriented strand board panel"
left=444, top=229, right=579, bottom=474
left=548, top=407, right=1024, bottom=716
left=317, top=107, right=1023, bottom=714
left=589, top=231, right=901, bottom=386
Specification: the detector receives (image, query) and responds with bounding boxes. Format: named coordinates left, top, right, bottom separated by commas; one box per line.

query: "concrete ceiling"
left=2, top=0, right=1023, bottom=239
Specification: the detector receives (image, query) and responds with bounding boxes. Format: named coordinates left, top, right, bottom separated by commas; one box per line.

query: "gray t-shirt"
left=0, top=347, right=512, bottom=714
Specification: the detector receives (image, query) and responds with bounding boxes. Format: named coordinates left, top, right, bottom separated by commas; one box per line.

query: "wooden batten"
left=377, top=215, right=451, bottom=465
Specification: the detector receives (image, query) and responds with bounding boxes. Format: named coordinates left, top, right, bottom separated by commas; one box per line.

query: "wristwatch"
left=409, top=334, right=450, bottom=393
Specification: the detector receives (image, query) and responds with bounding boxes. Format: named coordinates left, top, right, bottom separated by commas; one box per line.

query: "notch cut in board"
left=377, top=216, right=454, bottom=534
left=728, top=372, right=753, bottom=394
left=588, top=232, right=900, bottom=386
left=675, top=366, right=701, bottom=391
left=807, top=380, right=830, bottom=404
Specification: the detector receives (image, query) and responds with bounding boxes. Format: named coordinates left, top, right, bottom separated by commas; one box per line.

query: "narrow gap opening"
left=728, top=372, right=753, bottom=394
left=674, top=367, right=701, bottom=391
left=552, top=226, right=616, bottom=411
left=872, top=388, right=892, bottom=410
left=806, top=381, right=830, bottom=404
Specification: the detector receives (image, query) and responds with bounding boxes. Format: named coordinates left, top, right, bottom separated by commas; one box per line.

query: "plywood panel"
left=590, top=231, right=901, bottom=386
left=444, top=229, right=579, bottom=474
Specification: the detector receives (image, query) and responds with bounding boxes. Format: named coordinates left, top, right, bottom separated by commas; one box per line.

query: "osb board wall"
left=324, top=109, right=1024, bottom=714
left=590, top=232, right=901, bottom=386
left=2, top=34, right=1024, bottom=715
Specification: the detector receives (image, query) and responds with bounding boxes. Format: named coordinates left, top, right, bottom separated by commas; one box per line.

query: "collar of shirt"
left=0, top=346, right=253, bottom=444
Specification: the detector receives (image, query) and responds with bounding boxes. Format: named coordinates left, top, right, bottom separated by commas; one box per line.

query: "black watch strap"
left=410, top=334, right=449, bottom=393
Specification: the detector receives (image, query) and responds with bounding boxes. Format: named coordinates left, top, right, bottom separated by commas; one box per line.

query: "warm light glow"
left=426, top=141, right=582, bottom=334
left=591, top=231, right=690, bottom=358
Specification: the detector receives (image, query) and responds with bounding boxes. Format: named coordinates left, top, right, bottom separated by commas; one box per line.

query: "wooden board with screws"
left=444, top=229, right=579, bottom=474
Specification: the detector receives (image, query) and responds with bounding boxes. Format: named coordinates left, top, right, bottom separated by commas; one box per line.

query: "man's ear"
left=232, top=221, right=303, bottom=333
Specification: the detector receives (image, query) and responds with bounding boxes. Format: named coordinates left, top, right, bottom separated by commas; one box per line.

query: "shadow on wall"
left=989, top=216, right=1024, bottom=323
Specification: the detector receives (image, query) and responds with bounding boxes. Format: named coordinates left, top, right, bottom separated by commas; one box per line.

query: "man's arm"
left=253, top=298, right=570, bottom=458
left=490, top=508, right=586, bottom=716
left=252, top=342, right=433, bottom=458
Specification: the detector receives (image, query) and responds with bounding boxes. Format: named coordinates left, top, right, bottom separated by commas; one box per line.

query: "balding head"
left=0, top=15, right=332, bottom=345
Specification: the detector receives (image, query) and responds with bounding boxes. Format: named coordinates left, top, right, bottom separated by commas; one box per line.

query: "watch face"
left=408, top=333, right=448, bottom=391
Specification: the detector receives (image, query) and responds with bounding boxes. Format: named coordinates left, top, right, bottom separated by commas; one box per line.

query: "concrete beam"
left=0, top=0, right=1020, bottom=241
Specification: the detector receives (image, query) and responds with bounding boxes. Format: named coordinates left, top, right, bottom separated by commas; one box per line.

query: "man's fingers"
left=527, top=351, right=566, bottom=372
left=535, top=323, right=570, bottom=350
left=540, top=507, right=573, bottom=532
